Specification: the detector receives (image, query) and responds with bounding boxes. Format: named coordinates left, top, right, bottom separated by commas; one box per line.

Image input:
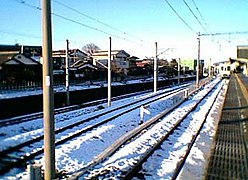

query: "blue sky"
left=1, top=0, right=248, bottom=62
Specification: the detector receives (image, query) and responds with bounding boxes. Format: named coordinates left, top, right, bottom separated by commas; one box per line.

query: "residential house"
left=134, top=59, right=151, bottom=68
left=92, top=50, right=130, bottom=75
left=52, top=49, right=88, bottom=78
left=128, top=56, right=139, bottom=68
left=53, top=49, right=88, bottom=65
left=70, top=60, right=98, bottom=79
left=0, top=53, right=42, bottom=82
left=127, top=58, right=153, bottom=76
left=0, top=45, right=42, bottom=82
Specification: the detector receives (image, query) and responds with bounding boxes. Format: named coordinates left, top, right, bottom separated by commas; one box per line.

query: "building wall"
left=237, top=45, right=248, bottom=59
left=180, top=59, right=195, bottom=70
left=92, top=51, right=130, bottom=70
left=237, top=46, right=248, bottom=75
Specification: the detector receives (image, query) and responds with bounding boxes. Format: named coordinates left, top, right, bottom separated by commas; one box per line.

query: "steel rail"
left=0, top=89, right=153, bottom=127
left=0, top=86, right=187, bottom=175
left=71, top=80, right=222, bottom=179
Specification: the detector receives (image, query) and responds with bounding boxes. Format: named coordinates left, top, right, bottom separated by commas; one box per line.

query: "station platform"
left=205, top=74, right=248, bottom=179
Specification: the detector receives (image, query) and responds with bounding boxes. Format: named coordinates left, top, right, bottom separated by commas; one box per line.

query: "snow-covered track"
left=0, top=99, right=105, bottom=127
left=0, top=86, right=188, bottom=175
left=72, top=79, right=223, bottom=179
left=0, top=89, right=153, bottom=127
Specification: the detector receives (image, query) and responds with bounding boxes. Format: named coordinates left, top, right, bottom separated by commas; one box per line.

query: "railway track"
left=0, top=84, right=190, bottom=176
left=0, top=89, right=155, bottom=127
left=70, top=78, right=224, bottom=179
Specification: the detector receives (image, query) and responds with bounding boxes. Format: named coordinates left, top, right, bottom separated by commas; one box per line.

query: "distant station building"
left=237, top=45, right=248, bottom=75
left=212, top=46, right=248, bottom=77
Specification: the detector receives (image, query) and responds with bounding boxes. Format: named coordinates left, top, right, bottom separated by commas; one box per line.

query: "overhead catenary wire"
left=189, top=0, right=219, bottom=46
left=187, top=0, right=247, bottom=44
left=51, top=12, right=124, bottom=40
left=0, top=30, right=41, bottom=40
left=11, top=0, right=121, bottom=40
left=201, top=31, right=248, bottom=46
left=10, top=0, right=145, bottom=47
left=53, top=0, right=144, bottom=43
left=51, top=12, right=144, bottom=46
left=0, top=29, right=66, bottom=43
left=183, top=0, right=207, bottom=32
left=190, top=0, right=213, bottom=35
left=162, top=0, right=195, bottom=33
left=200, top=31, right=248, bottom=36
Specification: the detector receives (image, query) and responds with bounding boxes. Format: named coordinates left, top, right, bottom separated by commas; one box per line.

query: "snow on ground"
left=177, top=80, right=229, bottom=179
left=80, top=78, right=224, bottom=179
left=0, top=77, right=224, bottom=179
left=1, top=82, right=183, bottom=179
left=0, top=79, right=148, bottom=100
left=0, top=85, right=180, bottom=151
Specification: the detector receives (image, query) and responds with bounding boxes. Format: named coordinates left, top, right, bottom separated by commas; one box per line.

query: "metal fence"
left=0, top=81, right=42, bottom=91
left=0, top=79, right=96, bottom=92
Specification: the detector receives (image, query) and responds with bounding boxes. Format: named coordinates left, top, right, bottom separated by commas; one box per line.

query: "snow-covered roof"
left=53, top=49, right=88, bottom=58
left=0, top=51, right=19, bottom=65
left=1, top=54, right=41, bottom=66
left=70, top=60, right=98, bottom=70
left=13, top=54, right=40, bottom=65
left=92, top=50, right=130, bottom=57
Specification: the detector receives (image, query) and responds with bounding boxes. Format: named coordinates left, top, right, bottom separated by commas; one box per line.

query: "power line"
left=12, top=0, right=120, bottom=38
left=200, top=31, right=248, bottom=47
left=51, top=12, right=123, bottom=40
left=185, top=1, right=248, bottom=45
left=51, top=12, right=142, bottom=44
left=191, top=0, right=212, bottom=35
left=162, top=0, right=195, bottom=32
left=200, top=31, right=248, bottom=36
left=0, top=29, right=66, bottom=45
left=0, top=30, right=41, bottom=39
left=11, top=0, right=143, bottom=46
left=53, top=0, right=143, bottom=42
left=183, top=0, right=207, bottom=32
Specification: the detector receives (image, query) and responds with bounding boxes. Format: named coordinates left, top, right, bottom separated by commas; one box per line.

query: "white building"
left=92, top=50, right=130, bottom=71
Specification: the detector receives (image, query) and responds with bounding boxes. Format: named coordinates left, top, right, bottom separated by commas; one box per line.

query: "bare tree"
left=82, top=43, right=100, bottom=56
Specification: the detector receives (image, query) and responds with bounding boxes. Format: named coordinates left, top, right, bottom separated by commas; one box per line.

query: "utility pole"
left=41, top=0, right=56, bottom=179
left=178, top=58, right=180, bottom=85
left=65, top=39, right=70, bottom=106
left=196, top=33, right=200, bottom=88
left=209, top=58, right=212, bottom=78
left=108, top=37, right=112, bottom=107
left=154, top=42, right=158, bottom=93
